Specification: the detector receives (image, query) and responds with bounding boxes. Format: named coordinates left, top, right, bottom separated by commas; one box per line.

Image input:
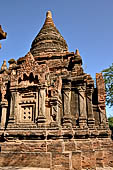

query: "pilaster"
left=0, top=102, right=8, bottom=129
left=78, top=86, right=87, bottom=128
left=86, top=87, right=95, bottom=128
left=8, top=91, right=17, bottom=124
left=36, top=87, right=46, bottom=126
left=62, top=80, right=72, bottom=128
left=49, top=97, right=61, bottom=127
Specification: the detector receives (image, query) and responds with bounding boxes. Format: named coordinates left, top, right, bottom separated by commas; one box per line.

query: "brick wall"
left=0, top=138, right=113, bottom=170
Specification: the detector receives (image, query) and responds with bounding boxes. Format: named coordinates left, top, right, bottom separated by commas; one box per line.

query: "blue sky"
left=0, top=0, right=113, bottom=116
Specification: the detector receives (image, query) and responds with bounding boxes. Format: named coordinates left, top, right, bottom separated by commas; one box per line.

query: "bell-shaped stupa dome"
left=30, top=11, right=68, bottom=56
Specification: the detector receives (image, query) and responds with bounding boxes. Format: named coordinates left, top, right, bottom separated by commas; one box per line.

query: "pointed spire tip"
left=46, top=11, right=52, bottom=19
left=75, top=49, right=80, bottom=56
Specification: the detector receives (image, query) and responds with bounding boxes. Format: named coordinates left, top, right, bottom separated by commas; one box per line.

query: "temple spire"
left=30, top=11, right=68, bottom=56
left=75, top=49, right=80, bottom=56
left=46, top=11, right=52, bottom=18
left=44, top=11, right=55, bottom=27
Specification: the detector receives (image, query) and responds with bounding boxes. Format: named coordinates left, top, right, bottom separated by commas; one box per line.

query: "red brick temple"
left=0, top=11, right=113, bottom=170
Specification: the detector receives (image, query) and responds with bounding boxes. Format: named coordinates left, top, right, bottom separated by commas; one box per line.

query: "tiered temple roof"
left=30, top=11, right=68, bottom=56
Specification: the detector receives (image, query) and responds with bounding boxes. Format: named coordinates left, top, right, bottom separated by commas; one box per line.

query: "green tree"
left=108, top=117, right=113, bottom=139
left=102, top=63, right=113, bottom=107
left=108, top=117, right=113, bottom=129
left=102, top=63, right=113, bottom=137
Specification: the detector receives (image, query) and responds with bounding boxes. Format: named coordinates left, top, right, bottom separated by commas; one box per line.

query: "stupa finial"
left=43, top=11, right=54, bottom=27
left=30, top=11, right=68, bottom=56
left=46, top=11, right=52, bottom=19
left=75, top=49, right=80, bottom=56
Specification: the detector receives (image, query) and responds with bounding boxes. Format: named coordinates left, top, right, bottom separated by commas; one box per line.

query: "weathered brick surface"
left=47, top=140, right=62, bottom=152
left=92, top=139, right=101, bottom=150
left=103, top=150, right=113, bottom=167
left=72, top=151, right=81, bottom=170
left=95, top=150, right=104, bottom=167
left=100, top=138, right=113, bottom=150
left=52, top=152, right=69, bottom=170
left=76, top=139, right=93, bottom=151
left=0, top=152, right=51, bottom=168
left=65, top=140, right=76, bottom=152
left=1, top=141, right=46, bottom=152
left=81, top=150, right=96, bottom=169
left=0, top=139, right=113, bottom=169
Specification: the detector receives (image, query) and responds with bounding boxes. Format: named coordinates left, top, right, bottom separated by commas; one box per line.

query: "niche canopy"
left=30, top=11, right=68, bottom=56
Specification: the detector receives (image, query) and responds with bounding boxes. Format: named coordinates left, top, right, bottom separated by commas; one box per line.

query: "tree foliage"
left=102, top=63, right=113, bottom=107
left=108, top=117, right=113, bottom=130
left=108, top=117, right=113, bottom=139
